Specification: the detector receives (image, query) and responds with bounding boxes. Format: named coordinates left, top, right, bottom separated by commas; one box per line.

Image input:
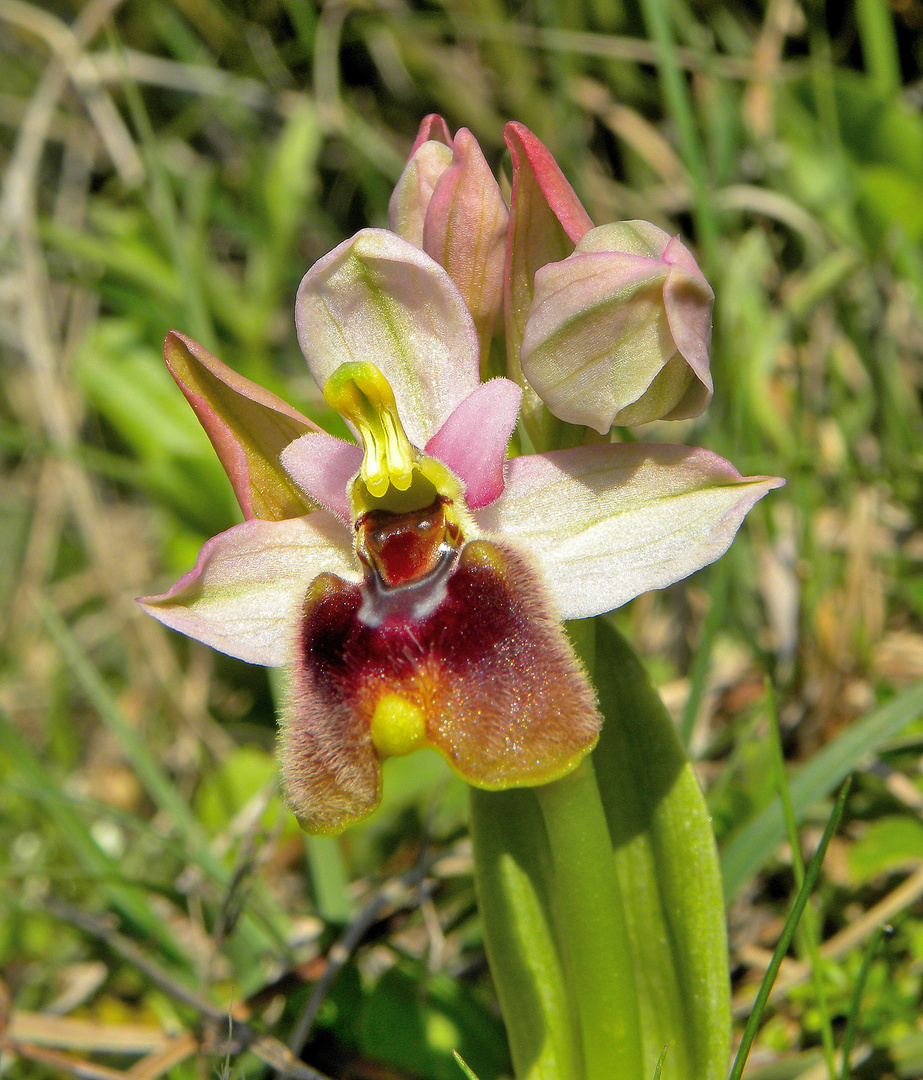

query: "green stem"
left=855, top=0, right=901, bottom=98
left=469, top=786, right=582, bottom=1080
left=534, top=757, right=645, bottom=1080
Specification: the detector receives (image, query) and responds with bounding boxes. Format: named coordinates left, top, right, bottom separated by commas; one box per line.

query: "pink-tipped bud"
left=388, top=139, right=454, bottom=248
left=503, top=123, right=595, bottom=379
left=520, top=221, right=714, bottom=433
left=390, top=125, right=509, bottom=354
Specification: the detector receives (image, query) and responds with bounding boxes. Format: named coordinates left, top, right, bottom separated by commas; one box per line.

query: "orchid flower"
left=140, top=227, right=781, bottom=836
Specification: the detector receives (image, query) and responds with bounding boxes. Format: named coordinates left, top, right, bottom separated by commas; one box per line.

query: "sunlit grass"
left=2, top=0, right=923, bottom=1077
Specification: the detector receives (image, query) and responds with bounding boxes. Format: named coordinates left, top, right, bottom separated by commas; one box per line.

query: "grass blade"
left=38, top=597, right=211, bottom=854
left=840, top=922, right=889, bottom=1079
left=652, top=1048, right=668, bottom=1079
left=721, top=679, right=923, bottom=899
left=727, top=779, right=852, bottom=1080
left=855, top=0, right=902, bottom=97
left=452, top=1051, right=482, bottom=1080
left=0, top=710, right=188, bottom=965
left=37, top=596, right=292, bottom=954
left=765, top=682, right=836, bottom=1078
left=636, top=0, right=719, bottom=268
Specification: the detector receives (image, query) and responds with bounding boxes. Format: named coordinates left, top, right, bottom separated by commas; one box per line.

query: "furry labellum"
left=283, top=533, right=600, bottom=835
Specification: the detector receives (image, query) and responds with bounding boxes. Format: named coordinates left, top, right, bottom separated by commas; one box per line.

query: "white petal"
left=475, top=444, right=783, bottom=619
left=138, top=514, right=358, bottom=666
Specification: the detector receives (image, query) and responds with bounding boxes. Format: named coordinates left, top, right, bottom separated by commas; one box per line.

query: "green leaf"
left=358, top=966, right=509, bottom=1080
left=858, top=165, right=923, bottom=243
left=848, top=815, right=923, bottom=882
left=304, top=834, right=351, bottom=923
left=40, top=209, right=182, bottom=304
left=470, top=621, right=731, bottom=1080
left=651, top=1048, right=668, bottom=1080
left=193, top=745, right=293, bottom=837
left=534, top=757, right=644, bottom=1080
left=856, top=0, right=902, bottom=97
left=590, top=619, right=731, bottom=1080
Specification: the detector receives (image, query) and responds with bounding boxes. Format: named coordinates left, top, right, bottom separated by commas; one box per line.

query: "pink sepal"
left=164, top=331, right=318, bottom=521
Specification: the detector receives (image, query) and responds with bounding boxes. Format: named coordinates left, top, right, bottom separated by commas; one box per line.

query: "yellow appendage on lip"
left=370, top=693, right=427, bottom=758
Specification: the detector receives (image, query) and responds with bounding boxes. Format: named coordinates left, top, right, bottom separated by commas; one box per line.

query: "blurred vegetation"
left=2, top=0, right=923, bottom=1077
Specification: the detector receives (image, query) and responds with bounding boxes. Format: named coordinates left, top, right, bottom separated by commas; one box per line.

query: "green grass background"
left=2, top=0, right=923, bottom=1077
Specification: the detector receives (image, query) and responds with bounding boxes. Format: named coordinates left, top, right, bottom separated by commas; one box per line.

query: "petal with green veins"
left=475, top=444, right=784, bottom=619
left=295, top=229, right=481, bottom=448
left=505, top=123, right=594, bottom=248
left=138, top=513, right=357, bottom=667
left=163, top=331, right=318, bottom=520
